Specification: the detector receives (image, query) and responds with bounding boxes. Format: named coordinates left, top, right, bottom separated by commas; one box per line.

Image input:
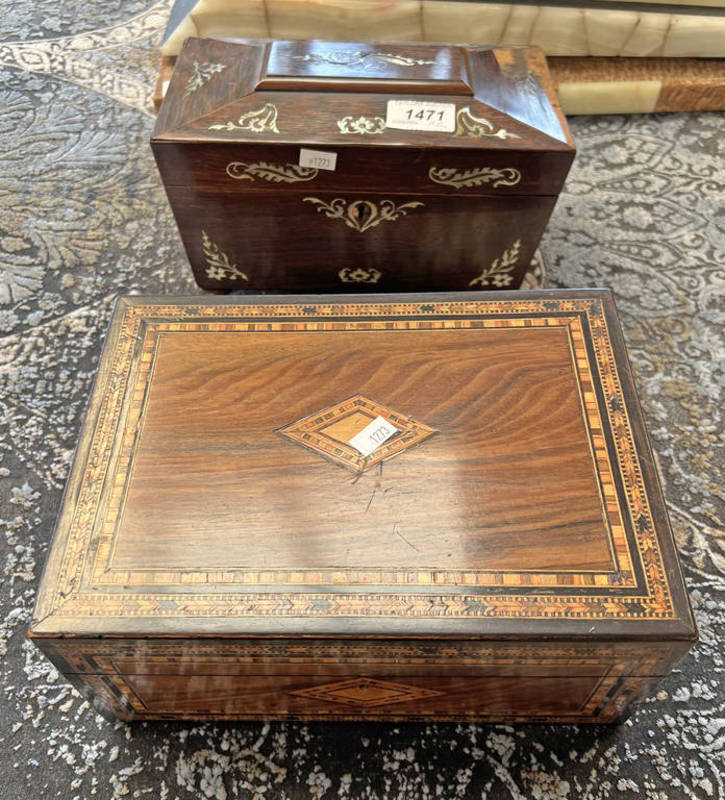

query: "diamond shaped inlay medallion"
left=276, top=394, right=437, bottom=472
left=291, top=678, right=444, bottom=707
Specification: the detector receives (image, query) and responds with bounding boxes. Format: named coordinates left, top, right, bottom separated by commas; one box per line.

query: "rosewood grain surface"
left=164, top=189, right=555, bottom=291
left=153, top=143, right=573, bottom=195
left=113, top=325, right=609, bottom=573
left=104, top=674, right=611, bottom=716
left=68, top=670, right=656, bottom=723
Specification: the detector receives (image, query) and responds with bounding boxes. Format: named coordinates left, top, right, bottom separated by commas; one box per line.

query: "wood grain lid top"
left=31, top=291, right=695, bottom=639
left=153, top=37, right=573, bottom=151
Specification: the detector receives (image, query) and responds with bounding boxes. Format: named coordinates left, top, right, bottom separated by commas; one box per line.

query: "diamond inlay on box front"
left=291, top=677, right=443, bottom=708
left=276, top=394, right=437, bottom=473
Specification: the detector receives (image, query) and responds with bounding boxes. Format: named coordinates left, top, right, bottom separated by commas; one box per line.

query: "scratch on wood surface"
left=365, top=484, right=377, bottom=513
left=365, top=462, right=384, bottom=512
left=393, top=522, right=419, bottom=552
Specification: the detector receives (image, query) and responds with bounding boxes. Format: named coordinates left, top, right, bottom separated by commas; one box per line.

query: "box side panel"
left=159, top=187, right=555, bottom=292
left=38, top=637, right=689, bottom=723
left=151, top=142, right=575, bottom=196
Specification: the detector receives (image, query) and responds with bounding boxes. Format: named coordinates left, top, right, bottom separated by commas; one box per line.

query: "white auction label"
left=385, top=100, right=456, bottom=133
left=348, top=416, right=399, bottom=457
left=299, top=148, right=337, bottom=171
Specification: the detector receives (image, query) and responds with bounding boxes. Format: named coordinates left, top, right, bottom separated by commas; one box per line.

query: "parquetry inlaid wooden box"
left=151, top=38, right=575, bottom=292
left=30, top=291, right=696, bottom=723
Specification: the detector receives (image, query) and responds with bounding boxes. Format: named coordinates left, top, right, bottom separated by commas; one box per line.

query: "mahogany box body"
left=30, top=292, right=695, bottom=722
left=152, top=38, right=575, bottom=292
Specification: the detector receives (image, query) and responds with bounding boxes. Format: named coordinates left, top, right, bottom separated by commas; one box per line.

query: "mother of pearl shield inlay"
left=302, top=198, right=425, bottom=233
left=293, top=51, right=436, bottom=69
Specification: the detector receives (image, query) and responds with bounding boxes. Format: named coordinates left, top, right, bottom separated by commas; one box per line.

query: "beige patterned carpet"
left=1, top=2, right=724, bottom=798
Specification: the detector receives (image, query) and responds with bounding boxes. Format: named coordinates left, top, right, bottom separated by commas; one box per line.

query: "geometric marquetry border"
left=48, top=638, right=668, bottom=674
left=45, top=297, right=675, bottom=622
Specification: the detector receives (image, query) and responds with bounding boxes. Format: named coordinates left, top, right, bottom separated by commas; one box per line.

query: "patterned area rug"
left=1, top=2, right=724, bottom=798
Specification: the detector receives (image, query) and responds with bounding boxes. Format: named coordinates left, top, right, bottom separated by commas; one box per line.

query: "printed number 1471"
left=406, top=108, right=445, bottom=122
